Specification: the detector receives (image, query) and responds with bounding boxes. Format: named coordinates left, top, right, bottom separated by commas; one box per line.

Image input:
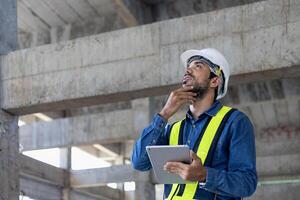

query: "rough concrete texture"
left=0, top=0, right=17, bottom=54
left=17, top=0, right=264, bottom=49
left=70, top=164, right=151, bottom=187
left=20, top=176, right=62, bottom=200
left=68, top=100, right=132, bottom=117
left=246, top=182, right=300, bottom=200
left=76, top=187, right=121, bottom=200
left=151, top=0, right=264, bottom=21
left=135, top=181, right=155, bottom=200
left=223, top=78, right=300, bottom=107
left=1, top=0, right=300, bottom=114
left=19, top=77, right=299, bottom=155
left=19, top=98, right=300, bottom=181
left=18, top=29, right=50, bottom=50
left=19, top=99, right=150, bottom=151
left=19, top=97, right=300, bottom=154
left=20, top=154, right=66, bottom=186
left=0, top=110, right=19, bottom=200
left=257, top=154, right=300, bottom=177
left=17, top=0, right=151, bottom=49
left=69, top=190, right=104, bottom=200
left=19, top=109, right=140, bottom=150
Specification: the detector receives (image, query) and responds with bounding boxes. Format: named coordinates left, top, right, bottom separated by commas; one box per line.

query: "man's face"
left=182, top=60, right=212, bottom=99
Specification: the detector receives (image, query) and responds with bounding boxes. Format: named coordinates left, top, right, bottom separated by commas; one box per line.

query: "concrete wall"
left=0, top=0, right=17, bottom=54
left=1, top=0, right=300, bottom=115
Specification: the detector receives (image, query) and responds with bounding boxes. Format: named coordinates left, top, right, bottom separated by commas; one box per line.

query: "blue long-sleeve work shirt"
left=132, top=101, right=257, bottom=199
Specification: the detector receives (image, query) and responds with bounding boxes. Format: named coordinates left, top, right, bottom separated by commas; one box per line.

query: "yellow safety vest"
left=166, top=106, right=234, bottom=200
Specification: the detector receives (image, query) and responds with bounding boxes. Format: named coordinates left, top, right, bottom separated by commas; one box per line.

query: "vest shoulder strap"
left=169, top=119, right=186, bottom=145
left=167, top=105, right=236, bottom=200
left=181, top=106, right=235, bottom=200
left=196, top=106, right=233, bottom=163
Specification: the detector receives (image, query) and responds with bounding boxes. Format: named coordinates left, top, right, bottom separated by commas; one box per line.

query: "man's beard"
left=182, top=74, right=210, bottom=100
left=190, top=80, right=209, bottom=100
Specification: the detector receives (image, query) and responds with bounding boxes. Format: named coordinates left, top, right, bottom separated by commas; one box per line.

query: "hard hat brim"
left=180, top=50, right=205, bottom=67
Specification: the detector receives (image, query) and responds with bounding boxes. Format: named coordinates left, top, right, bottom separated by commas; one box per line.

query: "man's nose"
left=185, top=66, right=192, bottom=74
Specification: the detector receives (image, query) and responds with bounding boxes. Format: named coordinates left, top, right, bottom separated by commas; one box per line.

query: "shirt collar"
left=186, top=100, right=223, bottom=120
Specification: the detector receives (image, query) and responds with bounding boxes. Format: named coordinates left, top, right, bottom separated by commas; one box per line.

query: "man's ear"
left=210, top=76, right=221, bottom=88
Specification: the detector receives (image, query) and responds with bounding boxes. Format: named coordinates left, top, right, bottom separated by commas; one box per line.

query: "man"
left=132, top=48, right=257, bottom=199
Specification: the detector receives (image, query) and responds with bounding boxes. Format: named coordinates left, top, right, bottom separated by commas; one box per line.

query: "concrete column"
left=0, top=110, right=19, bottom=200
left=132, top=97, right=155, bottom=200
left=0, top=0, right=17, bottom=54
left=115, top=143, right=126, bottom=200
left=132, top=98, right=151, bottom=137
left=60, top=147, right=71, bottom=200
left=135, top=181, right=155, bottom=200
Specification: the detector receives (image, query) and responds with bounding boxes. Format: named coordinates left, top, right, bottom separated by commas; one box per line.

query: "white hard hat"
left=180, top=48, right=230, bottom=100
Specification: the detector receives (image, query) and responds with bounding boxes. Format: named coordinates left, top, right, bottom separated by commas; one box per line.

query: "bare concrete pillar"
left=115, top=143, right=126, bottom=200
left=132, top=97, right=154, bottom=200
left=0, top=0, right=18, bottom=54
left=132, top=98, right=151, bottom=137
left=0, top=110, right=19, bottom=200
left=60, top=147, right=71, bottom=200
left=135, top=181, right=155, bottom=200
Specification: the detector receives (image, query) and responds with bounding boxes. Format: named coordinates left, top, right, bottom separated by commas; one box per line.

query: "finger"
left=190, top=151, right=198, bottom=160
left=177, top=98, right=196, bottom=105
left=190, top=151, right=203, bottom=165
left=176, top=96, right=197, bottom=102
left=176, top=91, right=197, bottom=97
left=176, top=93, right=197, bottom=99
left=176, top=86, right=194, bottom=92
left=167, top=167, right=182, bottom=175
left=164, top=163, right=186, bottom=178
left=166, top=166, right=190, bottom=181
left=165, top=161, right=188, bottom=171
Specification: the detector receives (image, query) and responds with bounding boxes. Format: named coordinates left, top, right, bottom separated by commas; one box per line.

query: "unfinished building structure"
left=0, top=0, right=300, bottom=199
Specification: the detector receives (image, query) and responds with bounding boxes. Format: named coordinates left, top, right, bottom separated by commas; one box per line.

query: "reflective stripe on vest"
left=166, top=106, right=233, bottom=200
left=166, top=119, right=185, bottom=200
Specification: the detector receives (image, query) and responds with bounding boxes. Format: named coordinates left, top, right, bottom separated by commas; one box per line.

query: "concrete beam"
left=20, top=98, right=150, bottom=151
left=247, top=180, right=300, bottom=200
left=20, top=175, right=62, bottom=200
left=257, top=154, right=300, bottom=177
left=70, top=164, right=151, bottom=188
left=70, top=154, right=300, bottom=188
left=1, top=0, right=300, bottom=114
left=256, top=128, right=300, bottom=157
left=80, top=142, right=134, bottom=163
left=19, top=98, right=300, bottom=154
left=0, top=0, right=17, bottom=54
left=20, top=175, right=117, bottom=200
left=20, top=155, right=116, bottom=200
left=20, top=154, right=67, bottom=186
left=69, top=189, right=113, bottom=200
left=223, top=77, right=300, bottom=107
left=75, top=187, right=121, bottom=200
left=19, top=109, right=139, bottom=150
left=0, top=110, right=19, bottom=200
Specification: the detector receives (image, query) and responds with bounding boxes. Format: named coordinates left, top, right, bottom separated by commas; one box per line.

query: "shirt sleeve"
left=200, top=113, right=257, bottom=197
left=131, top=113, right=171, bottom=171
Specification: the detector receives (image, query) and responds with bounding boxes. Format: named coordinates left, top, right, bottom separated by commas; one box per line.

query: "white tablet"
left=146, top=145, right=192, bottom=184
